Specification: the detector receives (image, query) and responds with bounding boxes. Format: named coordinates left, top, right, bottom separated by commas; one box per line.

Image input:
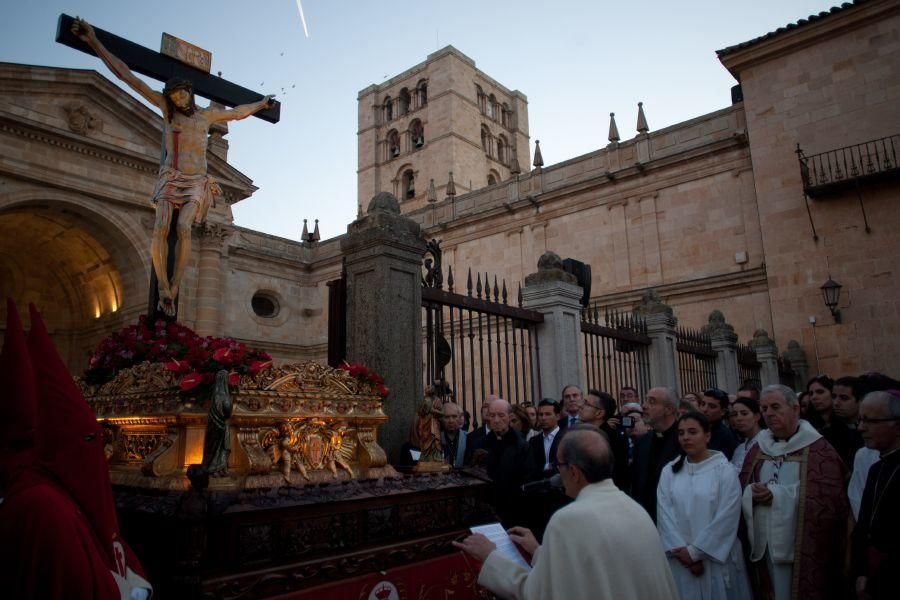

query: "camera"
left=621, top=416, right=635, bottom=428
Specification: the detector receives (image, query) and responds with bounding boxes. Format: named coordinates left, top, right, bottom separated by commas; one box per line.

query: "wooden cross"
left=56, top=14, right=280, bottom=322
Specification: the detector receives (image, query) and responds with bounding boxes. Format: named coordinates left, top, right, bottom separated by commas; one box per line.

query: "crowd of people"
left=446, top=375, right=900, bottom=600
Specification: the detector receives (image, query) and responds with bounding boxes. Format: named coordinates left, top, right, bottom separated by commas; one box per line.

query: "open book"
left=470, top=523, right=532, bottom=570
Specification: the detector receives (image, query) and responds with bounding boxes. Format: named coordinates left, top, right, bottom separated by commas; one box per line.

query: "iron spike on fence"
left=502, top=279, right=508, bottom=304
left=517, top=283, right=523, bottom=307
left=476, top=272, right=483, bottom=299
left=493, top=275, right=500, bottom=302
left=447, top=265, right=454, bottom=293
left=467, top=268, right=473, bottom=297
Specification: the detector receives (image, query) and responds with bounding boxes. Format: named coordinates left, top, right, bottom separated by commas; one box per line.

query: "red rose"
left=179, top=371, right=203, bottom=391
left=249, top=360, right=273, bottom=376
left=228, top=372, right=240, bottom=386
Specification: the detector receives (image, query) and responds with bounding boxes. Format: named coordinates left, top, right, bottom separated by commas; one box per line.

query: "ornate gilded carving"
left=121, top=431, right=167, bottom=462
left=82, top=360, right=393, bottom=489
left=141, top=427, right=180, bottom=477
left=235, top=429, right=273, bottom=475
left=261, top=419, right=355, bottom=481
left=356, top=427, right=388, bottom=470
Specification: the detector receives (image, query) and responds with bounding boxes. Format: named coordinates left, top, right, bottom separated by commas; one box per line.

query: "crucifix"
left=56, top=14, right=280, bottom=322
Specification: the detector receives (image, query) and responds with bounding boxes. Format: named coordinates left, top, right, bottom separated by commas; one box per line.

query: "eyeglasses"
left=858, top=416, right=900, bottom=425
left=582, top=402, right=602, bottom=411
left=550, top=460, right=569, bottom=469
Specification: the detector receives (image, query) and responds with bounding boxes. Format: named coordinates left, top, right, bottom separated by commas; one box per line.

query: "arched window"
left=402, top=169, right=415, bottom=199
left=487, top=174, right=497, bottom=186
left=409, top=119, right=424, bottom=149
left=487, top=94, right=496, bottom=119
left=476, top=85, right=485, bottom=114
left=399, top=88, right=411, bottom=116
left=384, top=96, right=393, bottom=122
left=497, top=135, right=508, bottom=164
left=501, top=103, right=510, bottom=128
left=387, top=129, right=401, bottom=159
left=481, top=124, right=492, bottom=156
left=417, top=80, right=428, bottom=107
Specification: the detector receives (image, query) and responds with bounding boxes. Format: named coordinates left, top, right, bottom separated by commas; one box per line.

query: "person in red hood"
left=0, top=300, right=152, bottom=599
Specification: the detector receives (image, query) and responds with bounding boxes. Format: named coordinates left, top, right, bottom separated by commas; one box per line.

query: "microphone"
left=522, top=473, right=563, bottom=494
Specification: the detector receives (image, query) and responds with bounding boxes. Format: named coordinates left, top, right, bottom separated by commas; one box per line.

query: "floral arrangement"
left=338, top=361, right=390, bottom=398
left=84, top=316, right=272, bottom=398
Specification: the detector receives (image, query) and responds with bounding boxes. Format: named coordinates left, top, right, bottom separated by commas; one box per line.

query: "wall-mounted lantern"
left=820, top=276, right=842, bottom=323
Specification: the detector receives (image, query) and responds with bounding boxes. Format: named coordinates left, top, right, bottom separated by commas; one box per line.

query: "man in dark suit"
left=440, top=401, right=468, bottom=467
left=482, top=398, right=531, bottom=527
left=630, top=386, right=680, bottom=522
left=579, top=390, right=630, bottom=491
left=558, top=384, right=583, bottom=429
left=529, top=399, right=562, bottom=477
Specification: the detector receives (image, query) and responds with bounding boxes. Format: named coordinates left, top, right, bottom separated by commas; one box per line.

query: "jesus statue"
left=72, top=18, right=275, bottom=316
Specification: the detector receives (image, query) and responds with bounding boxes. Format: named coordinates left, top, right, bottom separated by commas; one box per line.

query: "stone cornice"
left=717, top=0, right=897, bottom=78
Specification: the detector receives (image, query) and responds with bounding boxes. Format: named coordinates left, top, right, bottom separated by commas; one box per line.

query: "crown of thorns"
left=163, top=78, right=194, bottom=95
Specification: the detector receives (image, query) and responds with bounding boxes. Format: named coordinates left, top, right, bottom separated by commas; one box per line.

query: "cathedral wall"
left=732, top=1, right=900, bottom=375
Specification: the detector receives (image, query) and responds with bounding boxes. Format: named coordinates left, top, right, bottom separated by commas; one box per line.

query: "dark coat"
left=629, top=422, right=680, bottom=522
left=852, top=449, right=900, bottom=599
left=709, top=420, right=739, bottom=460
left=482, top=428, right=532, bottom=527
left=528, top=428, right=562, bottom=480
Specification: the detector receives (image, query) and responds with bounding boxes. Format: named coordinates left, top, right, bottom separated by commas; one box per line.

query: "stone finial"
left=427, top=179, right=437, bottom=203
left=524, top=251, right=577, bottom=286
left=783, top=340, right=807, bottom=363
left=533, top=140, right=544, bottom=168
left=445, top=172, right=456, bottom=198
left=301, top=218, right=309, bottom=240
left=636, top=102, right=649, bottom=135
left=367, top=191, right=401, bottom=215
left=702, top=309, right=735, bottom=337
left=608, top=113, right=620, bottom=143
left=312, top=219, right=321, bottom=242
left=750, top=328, right=775, bottom=349
left=510, top=153, right=521, bottom=175
left=633, top=288, right=674, bottom=317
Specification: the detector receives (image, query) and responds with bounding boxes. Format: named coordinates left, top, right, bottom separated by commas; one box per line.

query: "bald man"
left=482, top=398, right=532, bottom=527
left=455, top=425, right=678, bottom=599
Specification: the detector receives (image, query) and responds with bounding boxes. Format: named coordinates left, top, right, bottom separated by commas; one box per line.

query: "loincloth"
left=151, top=167, right=221, bottom=224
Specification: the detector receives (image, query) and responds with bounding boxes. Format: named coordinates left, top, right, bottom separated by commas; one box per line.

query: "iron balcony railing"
left=798, top=134, right=900, bottom=197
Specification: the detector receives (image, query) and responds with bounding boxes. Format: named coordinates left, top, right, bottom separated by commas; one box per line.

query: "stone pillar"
left=783, top=340, right=809, bottom=392
left=194, top=224, right=229, bottom=337
left=634, top=289, right=680, bottom=391
left=341, top=192, right=426, bottom=463
left=750, top=329, right=779, bottom=388
left=703, top=310, right=739, bottom=393
left=521, top=252, right=584, bottom=400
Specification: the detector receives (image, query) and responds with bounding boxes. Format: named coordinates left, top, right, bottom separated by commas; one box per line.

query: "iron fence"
left=581, top=305, right=651, bottom=404
left=676, top=327, right=717, bottom=395
left=737, top=343, right=762, bottom=390
left=421, top=241, right=543, bottom=426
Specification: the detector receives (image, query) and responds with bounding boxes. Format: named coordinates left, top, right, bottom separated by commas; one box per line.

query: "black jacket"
left=709, top=420, right=739, bottom=460
left=630, top=422, right=680, bottom=522
left=528, top=428, right=562, bottom=480
left=482, top=428, right=532, bottom=527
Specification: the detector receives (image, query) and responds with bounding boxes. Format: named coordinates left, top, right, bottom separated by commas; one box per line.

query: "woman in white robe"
left=657, top=411, right=752, bottom=600
left=730, top=397, right=763, bottom=472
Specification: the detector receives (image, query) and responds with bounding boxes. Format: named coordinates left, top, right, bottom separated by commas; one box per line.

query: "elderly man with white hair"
left=739, top=384, right=848, bottom=600
left=851, top=389, right=900, bottom=600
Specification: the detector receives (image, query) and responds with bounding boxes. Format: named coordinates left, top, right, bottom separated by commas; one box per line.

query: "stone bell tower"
left=357, top=46, right=530, bottom=215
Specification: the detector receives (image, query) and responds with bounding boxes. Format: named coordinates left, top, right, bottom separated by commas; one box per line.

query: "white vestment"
left=731, top=431, right=761, bottom=473
left=657, top=451, right=752, bottom=600
left=848, top=446, right=879, bottom=520
left=478, top=479, right=678, bottom=599
left=741, top=420, right=821, bottom=600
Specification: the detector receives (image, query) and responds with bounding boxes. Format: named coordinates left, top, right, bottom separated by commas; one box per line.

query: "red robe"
left=739, top=437, right=849, bottom=600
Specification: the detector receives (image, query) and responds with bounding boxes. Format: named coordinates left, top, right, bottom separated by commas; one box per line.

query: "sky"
left=2, top=0, right=836, bottom=241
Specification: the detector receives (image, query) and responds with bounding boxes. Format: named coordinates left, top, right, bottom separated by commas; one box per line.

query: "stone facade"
left=1, top=1, right=898, bottom=382
left=357, top=46, right=530, bottom=215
